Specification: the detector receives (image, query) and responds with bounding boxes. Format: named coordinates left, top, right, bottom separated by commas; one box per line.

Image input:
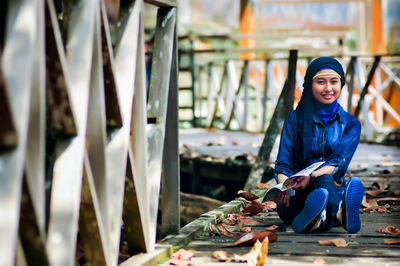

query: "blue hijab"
left=295, top=57, right=345, bottom=165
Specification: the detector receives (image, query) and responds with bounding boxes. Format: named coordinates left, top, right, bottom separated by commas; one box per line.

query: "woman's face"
left=311, top=69, right=341, bottom=104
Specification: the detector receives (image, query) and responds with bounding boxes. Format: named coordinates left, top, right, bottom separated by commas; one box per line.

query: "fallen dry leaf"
left=256, top=237, right=269, bottom=266
left=237, top=217, right=263, bottom=226
left=376, top=226, right=400, bottom=235
left=171, top=249, right=195, bottom=260
left=371, top=181, right=389, bottom=190
left=242, top=200, right=264, bottom=215
left=230, top=253, right=248, bottom=262
left=168, top=249, right=194, bottom=266
left=384, top=239, right=400, bottom=245
left=362, top=196, right=378, bottom=208
left=169, top=259, right=192, bottom=266
left=362, top=206, right=391, bottom=213
left=318, top=238, right=348, bottom=247
left=377, top=197, right=400, bottom=204
left=366, top=190, right=389, bottom=197
left=258, top=183, right=271, bottom=189
left=240, top=238, right=269, bottom=266
left=233, top=231, right=277, bottom=246
left=241, top=227, right=252, bottom=232
left=216, top=223, right=234, bottom=237
left=211, top=251, right=229, bottom=262
left=265, top=225, right=279, bottom=231
left=262, top=201, right=277, bottom=211
left=237, top=190, right=259, bottom=201
left=313, top=258, right=327, bottom=264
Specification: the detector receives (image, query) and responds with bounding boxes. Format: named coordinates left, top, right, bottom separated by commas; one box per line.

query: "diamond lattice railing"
left=0, top=0, right=179, bottom=265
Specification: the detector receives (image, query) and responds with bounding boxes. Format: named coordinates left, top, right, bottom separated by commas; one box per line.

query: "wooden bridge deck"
left=122, top=129, right=400, bottom=265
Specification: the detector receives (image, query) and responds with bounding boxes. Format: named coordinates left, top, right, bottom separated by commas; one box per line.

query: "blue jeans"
left=277, top=174, right=344, bottom=232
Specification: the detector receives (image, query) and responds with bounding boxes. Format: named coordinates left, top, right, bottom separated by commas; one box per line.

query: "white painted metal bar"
left=354, top=57, right=373, bottom=140
left=146, top=6, right=176, bottom=251
left=0, top=0, right=38, bottom=264
left=109, top=0, right=141, bottom=262
left=375, top=64, right=383, bottom=126
left=46, top=0, right=96, bottom=263
left=127, top=4, right=150, bottom=251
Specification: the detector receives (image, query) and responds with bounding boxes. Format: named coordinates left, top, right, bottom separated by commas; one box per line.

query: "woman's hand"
left=292, top=175, right=311, bottom=190
left=272, top=193, right=290, bottom=207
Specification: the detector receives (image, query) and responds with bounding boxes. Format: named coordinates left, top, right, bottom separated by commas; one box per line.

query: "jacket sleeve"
left=274, top=111, right=297, bottom=181
left=323, top=115, right=361, bottom=180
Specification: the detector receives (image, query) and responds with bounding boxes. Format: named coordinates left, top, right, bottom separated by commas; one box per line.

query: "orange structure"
left=239, top=0, right=256, bottom=60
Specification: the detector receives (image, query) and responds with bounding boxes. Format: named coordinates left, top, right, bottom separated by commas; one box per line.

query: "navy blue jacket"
left=275, top=104, right=361, bottom=186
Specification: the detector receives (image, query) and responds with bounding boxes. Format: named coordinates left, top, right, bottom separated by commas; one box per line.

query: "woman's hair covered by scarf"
left=295, top=57, right=345, bottom=166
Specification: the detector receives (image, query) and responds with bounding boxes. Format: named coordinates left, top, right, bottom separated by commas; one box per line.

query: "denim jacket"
left=275, top=104, right=361, bottom=186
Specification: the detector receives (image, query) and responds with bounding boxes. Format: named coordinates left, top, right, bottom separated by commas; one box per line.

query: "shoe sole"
left=292, top=188, right=328, bottom=233
left=344, top=177, right=364, bottom=234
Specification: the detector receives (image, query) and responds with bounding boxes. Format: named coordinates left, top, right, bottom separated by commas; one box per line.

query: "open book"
left=262, top=161, right=325, bottom=202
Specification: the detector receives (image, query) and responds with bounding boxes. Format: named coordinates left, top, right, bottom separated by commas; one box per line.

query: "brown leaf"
left=377, top=197, right=400, bottom=203
left=366, top=190, right=390, bottom=197
left=241, top=227, right=252, bottom=232
left=169, top=259, right=192, bottom=266
left=230, top=253, right=248, bottom=262
left=376, top=226, right=400, bottom=235
left=169, top=249, right=194, bottom=266
left=232, top=231, right=278, bottom=246
left=265, top=225, right=279, bottom=231
left=258, top=183, right=271, bottom=189
left=313, top=258, right=327, bottom=264
left=211, top=251, right=229, bottom=262
left=216, top=223, right=234, bottom=237
left=237, top=217, right=263, bottom=226
left=238, top=190, right=259, bottom=201
left=362, top=196, right=378, bottom=208
left=242, top=200, right=264, bottom=215
left=362, top=206, right=391, bottom=213
left=256, top=237, right=269, bottom=266
left=171, top=249, right=195, bottom=261
left=262, top=201, right=277, bottom=211
left=318, top=238, right=348, bottom=247
left=371, top=181, right=389, bottom=190
left=384, top=239, right=400, bottom=245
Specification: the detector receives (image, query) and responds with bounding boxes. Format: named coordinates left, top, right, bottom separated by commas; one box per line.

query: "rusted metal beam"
left=244, top=50, right=298, bottom=192
left=354, top=55, right=381, bottom=118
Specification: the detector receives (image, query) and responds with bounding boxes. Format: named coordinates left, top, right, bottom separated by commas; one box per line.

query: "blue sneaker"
left=337, top=176, right=364, bottom=234
left=292, top=188, right=329, bottom=233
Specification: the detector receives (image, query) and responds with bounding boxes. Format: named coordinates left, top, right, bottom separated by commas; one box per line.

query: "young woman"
left=274, top=57, right=364, bottom=234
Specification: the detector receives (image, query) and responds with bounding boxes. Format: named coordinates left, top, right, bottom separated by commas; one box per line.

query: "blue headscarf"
left=295, top=57, right=345, bottom=165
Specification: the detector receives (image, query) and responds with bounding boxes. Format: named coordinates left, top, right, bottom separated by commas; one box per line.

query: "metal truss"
left=0, top=0, right=179, bottom=265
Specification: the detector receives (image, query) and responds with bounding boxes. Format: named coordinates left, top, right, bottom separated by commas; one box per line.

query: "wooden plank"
left=244, top=50, right=298, bottom=191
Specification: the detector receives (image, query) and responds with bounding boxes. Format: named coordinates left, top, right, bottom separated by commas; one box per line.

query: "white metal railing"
left=0, top=0, right=179, bottom=265
left=197, top=55, right=400, bottom=140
